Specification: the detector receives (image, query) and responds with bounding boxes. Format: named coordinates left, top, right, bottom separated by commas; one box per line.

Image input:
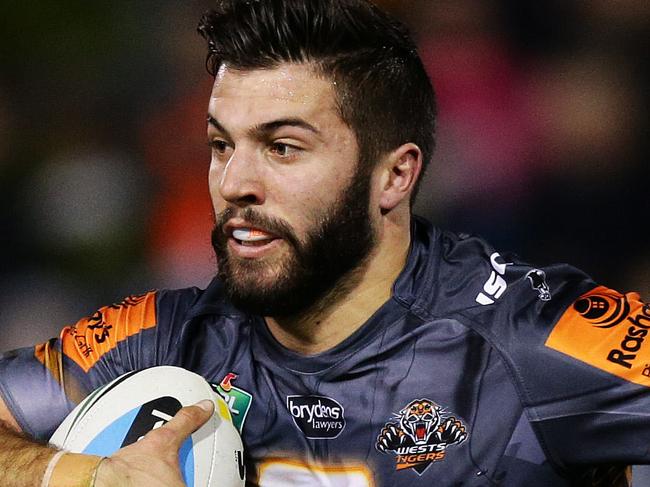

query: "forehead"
left=208, top=63, right=341, bottom=127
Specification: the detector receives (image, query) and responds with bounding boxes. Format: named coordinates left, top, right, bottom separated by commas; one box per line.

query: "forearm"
left=0, top=422, right=103, bottom=487
left=0, top=421, right=53, bottom=487
left=0, top=398, right=213, bottom=487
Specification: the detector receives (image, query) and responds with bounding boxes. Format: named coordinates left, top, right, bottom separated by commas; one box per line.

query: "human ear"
left=378, top=143, right=422, bottom=212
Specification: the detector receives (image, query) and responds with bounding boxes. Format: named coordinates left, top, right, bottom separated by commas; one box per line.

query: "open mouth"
left=231, top=227, right=278, bottom=247
left=415, top=422, right=427, bottom=441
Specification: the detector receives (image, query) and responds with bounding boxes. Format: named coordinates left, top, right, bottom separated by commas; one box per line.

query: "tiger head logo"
left=376, top=397, right=468, bottom=475
left=398, top=399, right=441, bottom=445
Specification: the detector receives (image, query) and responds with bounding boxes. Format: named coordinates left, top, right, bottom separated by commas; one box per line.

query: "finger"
left=156, top=400, right=214, bottom=450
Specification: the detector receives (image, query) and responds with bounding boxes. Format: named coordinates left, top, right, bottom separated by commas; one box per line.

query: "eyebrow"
left=253, top=118, right=321, bottom=136
left=207, top=115, right=321, bottom=139
left=207, top=115, right=230, bottom=137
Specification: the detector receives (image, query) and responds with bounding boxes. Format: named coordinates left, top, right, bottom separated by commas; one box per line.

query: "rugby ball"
left=49, top=366, right=245, bottom=487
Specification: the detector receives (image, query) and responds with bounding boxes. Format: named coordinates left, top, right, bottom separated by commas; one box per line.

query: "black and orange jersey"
left=0, top=217, right=647, bottom=486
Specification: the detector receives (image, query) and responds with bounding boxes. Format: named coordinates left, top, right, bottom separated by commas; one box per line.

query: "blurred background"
left=0, top=0, right=648, bottom=475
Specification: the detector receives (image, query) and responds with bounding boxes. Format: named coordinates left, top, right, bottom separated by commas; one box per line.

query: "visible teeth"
left=232, top=228, right=274, bottom=242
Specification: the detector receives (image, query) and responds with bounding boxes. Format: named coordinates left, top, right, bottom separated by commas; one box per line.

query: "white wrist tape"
left=41, top=450, right=66, bottom=487
left=42, top=451, right=104, bottom=487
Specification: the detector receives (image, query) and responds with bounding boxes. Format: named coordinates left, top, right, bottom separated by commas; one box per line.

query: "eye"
left=209, top=139, right=230, bottom=154
left=269, top=142, right=300, bottom=158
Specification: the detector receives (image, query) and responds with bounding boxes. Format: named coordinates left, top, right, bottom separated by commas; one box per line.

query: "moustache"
left=213, top=207, right=300, bottom=249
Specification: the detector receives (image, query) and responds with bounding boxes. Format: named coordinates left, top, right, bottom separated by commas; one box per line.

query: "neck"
left=265, top=214, right=411, bottom=355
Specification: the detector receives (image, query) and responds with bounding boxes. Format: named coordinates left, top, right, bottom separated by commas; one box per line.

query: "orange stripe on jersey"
left=35, top=339, right=64, bottom=383
left=34, top=338, right=93, bottom=404
left=59, top=292, right=157, bottom=372
left=546, top=286, right=650, bottom=387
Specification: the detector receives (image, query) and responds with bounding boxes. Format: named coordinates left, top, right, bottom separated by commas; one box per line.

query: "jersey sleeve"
left=535, top=285, right=650, bottom=468
left=0, top=288, right=201, bottom=440
left=470, top=263, right=650, bottom=471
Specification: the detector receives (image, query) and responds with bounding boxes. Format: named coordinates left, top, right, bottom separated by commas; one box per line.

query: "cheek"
left=267, top=175, right=336, bottom=235
left=277, top=172, right=343, bottom=211
left=208, top=160, right=225, bottom=208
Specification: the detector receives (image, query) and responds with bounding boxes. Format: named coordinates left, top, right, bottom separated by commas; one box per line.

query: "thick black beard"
left=211, top=165, right=375, bottom=318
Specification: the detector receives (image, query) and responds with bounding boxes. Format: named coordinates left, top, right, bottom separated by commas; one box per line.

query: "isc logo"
left=475, top=252, right=512, bottom=306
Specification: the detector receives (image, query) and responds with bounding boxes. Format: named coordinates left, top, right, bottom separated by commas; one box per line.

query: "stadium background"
left=0, top=0, right=648, bottom=481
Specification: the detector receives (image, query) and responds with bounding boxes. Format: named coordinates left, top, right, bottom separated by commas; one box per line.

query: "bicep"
left=0, top=288, right=196, bottom=440
left=0, top=292, right=161, bottom=439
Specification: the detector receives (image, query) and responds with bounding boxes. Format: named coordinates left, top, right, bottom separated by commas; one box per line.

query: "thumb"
left=159, top=399, right=214, bottom=450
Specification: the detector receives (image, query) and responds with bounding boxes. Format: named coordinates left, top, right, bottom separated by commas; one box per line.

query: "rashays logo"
left=287, top=395, right=345, bottom=439
left=571, top=290, right=647, bottom=369
left=603, top=300, right=650, bottom=370
left=376, top=399, right=467, bottom=475
left=546, top=286, right=650, bottom=387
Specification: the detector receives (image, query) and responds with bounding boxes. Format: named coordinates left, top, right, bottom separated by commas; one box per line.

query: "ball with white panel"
left=49, top=366, right=245, bottom=487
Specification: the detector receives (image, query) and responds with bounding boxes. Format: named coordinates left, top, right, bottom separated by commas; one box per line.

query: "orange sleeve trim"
left=35, top=339, right=64, bottom=384
left=59, top=292, right=157, bottom=373
left=546, top=286, right=650, bottom=387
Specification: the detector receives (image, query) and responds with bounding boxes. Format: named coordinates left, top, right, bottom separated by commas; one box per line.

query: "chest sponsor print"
left=287, top=395, right=346, bottom=439
left=376, top=398, right=467, bottom=475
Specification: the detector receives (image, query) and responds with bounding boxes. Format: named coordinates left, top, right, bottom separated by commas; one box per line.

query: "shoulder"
left=439, top=232, right=650, bottom=405
left=59, top=279, right=242, bottom=371
left=408, top=219, right=594, bottom=321
left=71, top=285, right=206, bottom=341
left=411, top=219, right=647, bottom=390
left=159, top=277, right=244, bottom=323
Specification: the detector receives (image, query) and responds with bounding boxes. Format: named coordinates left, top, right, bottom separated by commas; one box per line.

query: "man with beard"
left=0, top=1, right=646, bottom=486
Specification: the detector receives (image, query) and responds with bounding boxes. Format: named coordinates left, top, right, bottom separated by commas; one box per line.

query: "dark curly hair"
left=197, top=0, right=436, bottom=201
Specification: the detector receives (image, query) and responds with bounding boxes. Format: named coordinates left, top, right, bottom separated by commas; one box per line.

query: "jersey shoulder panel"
left=399, top=219, right=517, bottom=318
left=407, top=219, right=590, bottom=320
left=58, top=291, right=157, bottom=372
left=58, top=286, right=206, bottom=372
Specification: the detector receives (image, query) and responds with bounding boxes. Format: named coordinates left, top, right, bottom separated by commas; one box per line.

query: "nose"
left=216, top=149, right=265, bottom=207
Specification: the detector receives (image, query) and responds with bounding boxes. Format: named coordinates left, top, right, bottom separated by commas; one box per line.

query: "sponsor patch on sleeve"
left=60, top=292, right=157, bottom=372
left=546, top=286, right=650, bottom=386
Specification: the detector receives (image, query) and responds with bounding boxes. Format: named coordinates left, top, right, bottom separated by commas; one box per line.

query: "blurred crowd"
left=0, top=0, right=648, bottom=352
